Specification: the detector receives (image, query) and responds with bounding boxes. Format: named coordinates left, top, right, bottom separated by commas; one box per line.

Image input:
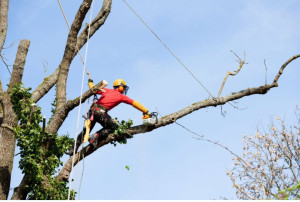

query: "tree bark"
left=0, top=0, right=9, bottom=53
left=0, top=40, right=30, bottom=200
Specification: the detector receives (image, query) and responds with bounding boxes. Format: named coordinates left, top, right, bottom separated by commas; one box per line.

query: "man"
left=67, top=78, right=150, bottom=155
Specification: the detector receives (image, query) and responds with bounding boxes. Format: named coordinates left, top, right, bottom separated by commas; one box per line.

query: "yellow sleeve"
left=88, top=82, right=95, bottom=89
left=132, top=100, right=148, bottom=114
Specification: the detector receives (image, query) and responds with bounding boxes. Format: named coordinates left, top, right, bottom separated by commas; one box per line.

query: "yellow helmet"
left=113, top=79, right=127, bottom=87
left=113, top=79, right=129, bottom=95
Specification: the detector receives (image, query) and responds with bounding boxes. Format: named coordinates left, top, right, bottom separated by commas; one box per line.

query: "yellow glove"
left=88, top=81, right=95, bottom=89
left=83, top=119, right=91, bottom=143
left=142, top=111, right=151, bottom=119
left=132, top=100, right=148, bottom=114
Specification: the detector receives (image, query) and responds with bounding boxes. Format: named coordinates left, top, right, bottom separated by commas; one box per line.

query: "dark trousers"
left=75, top=109, right=118, bottom=149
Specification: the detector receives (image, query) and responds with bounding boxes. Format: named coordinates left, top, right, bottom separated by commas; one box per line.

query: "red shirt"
left=96, top=88, right=133, bottom=111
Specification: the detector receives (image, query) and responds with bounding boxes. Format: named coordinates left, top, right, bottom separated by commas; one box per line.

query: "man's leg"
left=67, top=119, right=96, bottom=156
left=89, top=113, right=118, bottom=149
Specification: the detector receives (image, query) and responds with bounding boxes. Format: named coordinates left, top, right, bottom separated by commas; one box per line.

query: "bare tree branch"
left=56, top=0, right=93, bottom=109
left=273, top=54, right=300, bottom=83
left=0, top=0, right=9, bottom=53
left=8, top=40, right=30, bottom=91
left=76, top=0, right=112, bottom=49
left=57, top=54, right=300, bottom=182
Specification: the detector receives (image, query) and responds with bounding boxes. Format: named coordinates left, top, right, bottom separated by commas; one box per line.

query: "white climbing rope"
left=56, top=0, right=95, bottom=200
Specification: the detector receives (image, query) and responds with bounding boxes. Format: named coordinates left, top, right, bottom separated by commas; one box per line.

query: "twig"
left=0, top=53, right=12, bottom=75
left=42, top=59, right=49, bottom=79
left=218, top=50, right=247, bottom=97
left=264, top=59, right=268, bottom=85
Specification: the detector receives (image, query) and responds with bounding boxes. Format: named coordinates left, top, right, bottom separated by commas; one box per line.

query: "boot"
left=88, top=132, right=100, bottom=149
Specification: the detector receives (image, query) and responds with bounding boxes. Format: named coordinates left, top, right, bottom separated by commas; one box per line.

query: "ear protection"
left=118, top=85, right=124, bottom=92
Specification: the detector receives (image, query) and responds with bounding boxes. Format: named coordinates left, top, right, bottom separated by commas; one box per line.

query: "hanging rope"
left=121, top=0, right=215, bottom=98
left=57, top=0, right=95, bottom=200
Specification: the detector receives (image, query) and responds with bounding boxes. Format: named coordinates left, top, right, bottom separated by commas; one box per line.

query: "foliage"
left=228, top=113, right=300, bottom=200
left=48, top=84, right=57, bottom=124
left=10, top=83, right=74, bottom=200
left=275, top=182, right=300, bottom=199
left=111, top=118, right=133, bottom=146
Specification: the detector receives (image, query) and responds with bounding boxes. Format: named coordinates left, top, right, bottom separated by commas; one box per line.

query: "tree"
left=228, top=111, right=300, bottom=200
left=0, top=0, right=299, bottom=200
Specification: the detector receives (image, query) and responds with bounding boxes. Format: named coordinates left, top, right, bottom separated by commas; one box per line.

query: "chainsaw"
left=142, top=112, right=158, bottom=126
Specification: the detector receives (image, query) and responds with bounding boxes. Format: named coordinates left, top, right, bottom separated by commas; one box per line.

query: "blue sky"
left=2, top=0, right=300, bottom=200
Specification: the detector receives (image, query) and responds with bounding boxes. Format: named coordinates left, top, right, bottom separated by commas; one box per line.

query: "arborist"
left=67, top=78, right=151, bottom=155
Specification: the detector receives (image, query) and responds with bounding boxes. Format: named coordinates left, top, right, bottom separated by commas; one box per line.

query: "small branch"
left=0, top=53, right=11, bottom=75
left=76, top=0, right=112, bottom=50
left=1, top=123, right=13, bottom=131
left=264, top=59, right=268, bottom=85
left=229, top=173, right=255, bottom=200
left=41, top=59, right=48, bottom=79
left=218, top=51, right=246, bottom=97
left=273, top=54, right=300, bottom=83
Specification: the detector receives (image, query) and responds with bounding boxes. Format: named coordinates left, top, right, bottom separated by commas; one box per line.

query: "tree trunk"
left=0, top=40, right=30, bottom=200
left=0, top=98, right=17, bottom=200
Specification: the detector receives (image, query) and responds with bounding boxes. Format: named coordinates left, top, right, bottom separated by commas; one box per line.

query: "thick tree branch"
left=8, top=40, right=30, bottom=91
left=46, top=80, right=106, bottom=134
left=0, top=0, right=9, bottom=53
left=57, top=54, right=300, bottom=182
left=56, top=0, right=93, bottom=109
left=77, top=0, right=112, bottom=50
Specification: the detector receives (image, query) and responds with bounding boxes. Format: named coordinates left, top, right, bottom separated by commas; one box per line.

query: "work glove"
left=88, top=79, right=95, bottom=89
left=142, top=111, right=151, bottom=119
